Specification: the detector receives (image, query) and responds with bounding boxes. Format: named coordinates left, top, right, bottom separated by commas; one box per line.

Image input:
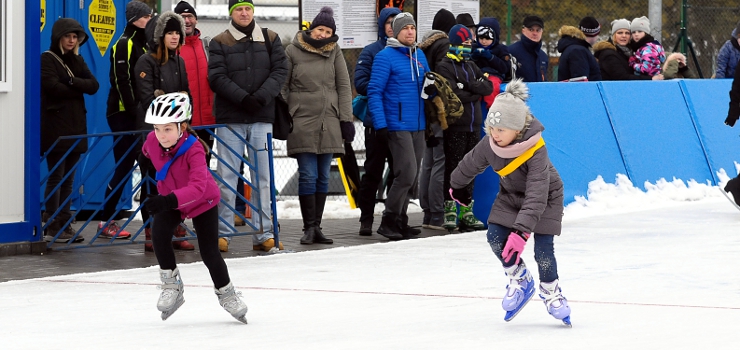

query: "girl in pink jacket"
left=140, top=93, right=247, bottom=324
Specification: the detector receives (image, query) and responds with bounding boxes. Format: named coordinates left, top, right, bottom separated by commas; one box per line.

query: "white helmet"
left=145, top=92, right=191, bottom=125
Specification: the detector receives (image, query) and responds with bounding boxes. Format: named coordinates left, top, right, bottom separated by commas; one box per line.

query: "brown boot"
left=173, top=224, right=195, bottom=250
left=144, top=228, right=154, bottom=252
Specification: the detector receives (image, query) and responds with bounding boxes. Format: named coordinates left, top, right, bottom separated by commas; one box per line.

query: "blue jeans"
left=215, top=123, right=273, bottom=244
left=486, top=223, right=559, bottom=283
left=294, top=153, right=332, bottom=195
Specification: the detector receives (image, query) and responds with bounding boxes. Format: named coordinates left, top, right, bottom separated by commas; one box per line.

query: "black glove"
left=449, top=187, right=472, bottom=207
left=725, top=113, right=738, bottom=127
left=340, top=121, right=356, bottom=142
left=241, top=94, right=266, bottom=110
left=145, top=193, right=178, bottom=215
left=424, top=83, right=437, bottom=96
left=426, top=135, right=439, bottom=148
left=375, top=127, right=389, bottom=144
left=473, top=48, right=493, bottom=61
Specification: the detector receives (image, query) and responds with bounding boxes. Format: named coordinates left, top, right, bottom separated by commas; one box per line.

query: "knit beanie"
left=486, top=79, right=531, bottom=132
left=610, top=18, right=631, bottom=35
left=448, top=24, right=472, bottom=45
left=309, top=6, right=336, bottom=33
left=392, top=12, right=416, bottom=38
left=174, top=1, right=197, bottom=19
left=456, top=13, right=476, bottom=28
left=432, top=9, right=456, bottom=33
left=163, top=15, right=183, bottom=36
left=126, top=1, right=153, bottom=23
left=229, top=0, right=254, bottom=15
left=579, top=16, right=601, bottom=37
left=631, top=16, right=650, bottom=33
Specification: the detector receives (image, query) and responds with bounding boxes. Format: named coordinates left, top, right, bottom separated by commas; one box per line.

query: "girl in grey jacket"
left=449, top=79, right=571, bottom=326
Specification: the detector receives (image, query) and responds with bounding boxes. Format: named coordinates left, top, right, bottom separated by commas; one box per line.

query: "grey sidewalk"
left=0, top=212, right=464, bottom=283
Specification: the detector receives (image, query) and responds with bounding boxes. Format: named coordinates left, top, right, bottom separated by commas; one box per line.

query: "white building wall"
left=0, top=1, right=26, bottom=223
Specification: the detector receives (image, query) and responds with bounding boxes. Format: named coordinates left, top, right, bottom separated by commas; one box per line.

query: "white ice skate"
left=215, top=282, right=248, bottom=324
left=539, top=279, right=571, bottom=327
left=502, top=262, right=535, bottom=322
left=157, top=268, right=185, bottom=321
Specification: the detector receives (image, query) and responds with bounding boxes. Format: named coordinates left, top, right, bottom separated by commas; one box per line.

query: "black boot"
left=313, top=193, right=333, bottom=244
left=725, top=176, right=740, bottom=205
left=377, top=213, right=403, bottom=240
left=398, top=214, right=419, bottom=240
left=299, top=194, right=316, bottom=245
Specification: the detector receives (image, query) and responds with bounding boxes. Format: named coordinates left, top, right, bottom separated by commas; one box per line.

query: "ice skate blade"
left=159, top=298, right=185, bottom=321
left=236, top=316, right=248, bottom=324
left=561, top=316, right=572, bottom=327
left=503, top=289, right=535, bottom=322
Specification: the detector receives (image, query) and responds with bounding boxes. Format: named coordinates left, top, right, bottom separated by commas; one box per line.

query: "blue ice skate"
left=539, top=279, right=572, bottom=327
left=502, top=263, right=535, bottom=322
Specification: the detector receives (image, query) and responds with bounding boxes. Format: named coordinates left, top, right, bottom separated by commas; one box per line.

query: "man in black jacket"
left=208, top=0, right=288, bottom=252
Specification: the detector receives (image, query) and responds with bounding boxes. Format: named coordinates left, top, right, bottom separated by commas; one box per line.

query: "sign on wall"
left=300, top=0, right=378, bottom=49
left=417, top=0, right=479, bottom=37
left=88, top=0, right=116, bottom=56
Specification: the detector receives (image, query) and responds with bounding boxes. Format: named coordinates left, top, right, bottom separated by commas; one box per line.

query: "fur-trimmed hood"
left=558, top=25, right=586, bottom=41
left=592, top=40, right=616, bottom=54
left=418, top=30, right=447, bottom=50
left=292, top=30, right=338, bottom=57
left=145, top=11, right=186, bottom=52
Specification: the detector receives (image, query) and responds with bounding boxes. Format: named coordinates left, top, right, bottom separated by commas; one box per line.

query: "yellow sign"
left=88, top=0, right=116, bottom=56
left=41, top=0, right=46, bottom=31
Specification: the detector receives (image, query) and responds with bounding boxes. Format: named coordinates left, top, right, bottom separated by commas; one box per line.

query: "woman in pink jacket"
left=140, top=93, right=247, bottom=324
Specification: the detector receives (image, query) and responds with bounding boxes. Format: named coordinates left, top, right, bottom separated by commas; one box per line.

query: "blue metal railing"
left=40, top=125, right=280, bottom=250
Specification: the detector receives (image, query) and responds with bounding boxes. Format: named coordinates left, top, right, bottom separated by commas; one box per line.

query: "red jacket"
left=180, top=29, right=215, bottom=126
left=141, top=131, right=220, bottom=220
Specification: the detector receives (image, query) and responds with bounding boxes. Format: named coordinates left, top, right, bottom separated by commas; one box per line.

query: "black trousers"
left=357, top=127, right=394, bottom=223
left=443, top=129, right=480, bottom=200
left=44, top=151, right=81, bottom=216
left=152, top=206, right=230, bottom=289
left=103, top=112, right=140, bottom=221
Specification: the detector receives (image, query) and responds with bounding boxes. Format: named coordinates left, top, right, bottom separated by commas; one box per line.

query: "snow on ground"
left=3, top=173, right=740, bottom=348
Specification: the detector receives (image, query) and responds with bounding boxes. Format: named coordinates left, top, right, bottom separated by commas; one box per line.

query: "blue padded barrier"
left=600, top=81, right=713, bottom=188
left=680, top=79, right=736, bottom=183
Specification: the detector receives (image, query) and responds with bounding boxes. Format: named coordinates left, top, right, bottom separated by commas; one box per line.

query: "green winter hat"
left=229, top=0, right=254, bottom=16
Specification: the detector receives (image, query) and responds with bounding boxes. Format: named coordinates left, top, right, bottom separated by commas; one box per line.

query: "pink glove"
left=502, top=230, right=530, bottom=265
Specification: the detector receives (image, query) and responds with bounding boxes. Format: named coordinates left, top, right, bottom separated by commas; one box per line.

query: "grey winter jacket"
left=208, top=22, right=288, bottom=124
left=282, top=31, right=353, bottom=157
left=450, top=118, right=564, bottom=234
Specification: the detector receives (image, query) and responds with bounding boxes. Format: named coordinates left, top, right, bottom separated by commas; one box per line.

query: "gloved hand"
left=449, top=188, right=471, bottom=207
left=340, top=121, right=356, bottom=142
left=145, top=193, right=178, bottom=215
left=474, top=48, right=493, bottom=61
left=490, top=45, right=510, bottom=59
left=502, top=230, right=530, bottom=266
left=424, top=83, right=437, bottom=96
left=375, top=127, right=389, bottom=144
left=426, top=135, right=439, bottom=148
left=456, top=81, right=470, bottom=91
left=241, top=94, right=266, bottom=110
left=725, top=113, right=738, bottom=127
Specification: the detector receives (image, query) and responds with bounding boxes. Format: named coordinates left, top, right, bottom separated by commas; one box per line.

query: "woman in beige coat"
left=283, top=6, right=354, bottom=245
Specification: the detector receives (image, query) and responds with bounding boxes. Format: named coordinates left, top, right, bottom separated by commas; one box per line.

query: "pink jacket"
left=141, top=131, right=220, bottom=219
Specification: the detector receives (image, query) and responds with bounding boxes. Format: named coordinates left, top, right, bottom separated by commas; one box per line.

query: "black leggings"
left=152, top=206, right=230, bottom=289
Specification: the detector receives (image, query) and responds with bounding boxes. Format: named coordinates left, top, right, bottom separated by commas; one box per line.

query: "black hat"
left=174, top=1, right=197, bottom=19
left=309, top=6, right=336, bottom=33
left=229, top=0, right=254, bottom=16
left=523, top=15, right=544, bottom=29
left=456, top=13, right=476, bottom=28
left=579, top=16, right=601, bottom=37
left=126, top=1, right=153, bottom=23
left=432, top=9, right=456, bottom=33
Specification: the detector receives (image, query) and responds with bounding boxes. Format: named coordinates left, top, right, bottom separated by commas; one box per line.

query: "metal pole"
left=681, top=0, right=687, bottom=54
left=648, top=0, right=662, bottom=42
left=506, top=0, right=512, bottom=44
left=267, top=133, right=280, bottom=249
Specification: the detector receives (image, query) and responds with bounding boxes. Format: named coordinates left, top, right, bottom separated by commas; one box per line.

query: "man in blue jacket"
left=367, top=13, right=430, bottom=240
left=509, top=15, right=549, bottom=82
left=354, top=7, right=400, bottom=237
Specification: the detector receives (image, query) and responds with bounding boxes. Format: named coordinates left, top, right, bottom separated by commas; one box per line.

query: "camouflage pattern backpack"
left=424, top=71, right=463, bottom=130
